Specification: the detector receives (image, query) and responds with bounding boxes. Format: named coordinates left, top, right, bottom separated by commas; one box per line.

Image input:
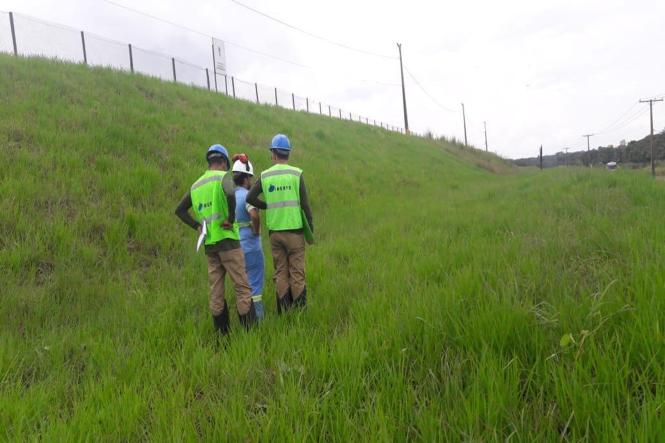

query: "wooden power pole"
left=640, top=98, right=663, bottom=178
left=396, top=43, right=409, bottom=134
left=461, top=103, right=468, bottom=146
left=483, top=121, right=488, bottom=152
left=582, top=134, right=593, bottom=167
left=539, top=145, right=543, bottom=170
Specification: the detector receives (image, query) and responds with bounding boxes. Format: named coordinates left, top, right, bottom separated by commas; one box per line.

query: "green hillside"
left=1, top=55, right=663, bottom=441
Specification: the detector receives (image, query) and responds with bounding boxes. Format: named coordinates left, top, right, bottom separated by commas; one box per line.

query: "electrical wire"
left=594, top=101, right=639, bottom=134
left=101, top=0, right=312, bottom=68
left=100, top=0, right=403, bottom=81
left=404, top=67, right=457, bottom=113
left=596, top=106, right=648, bottom=135
left=228, top=0, right=396, bottom=60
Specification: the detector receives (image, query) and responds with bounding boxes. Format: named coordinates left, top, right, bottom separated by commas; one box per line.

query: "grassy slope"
left=0, top=55, right=663, bottom=441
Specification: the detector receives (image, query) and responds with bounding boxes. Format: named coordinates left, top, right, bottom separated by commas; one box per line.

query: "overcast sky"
left=1, top=0, right=664, bottom=158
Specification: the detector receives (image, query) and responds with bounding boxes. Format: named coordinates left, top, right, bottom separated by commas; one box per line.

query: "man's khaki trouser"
left=206, top=248, right=253, bottom=316
left=270, top=231, right=306, bottom=299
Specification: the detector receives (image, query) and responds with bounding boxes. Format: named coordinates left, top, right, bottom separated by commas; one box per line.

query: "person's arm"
left=246, top=179, right=267, bottom=210
left=222, top=173, right=236, bottom=226
left=248, top=207, right=261, bottom=236
left=300, top=175, right=313, bottom=233
left=175, top=191, right=201, bottom=231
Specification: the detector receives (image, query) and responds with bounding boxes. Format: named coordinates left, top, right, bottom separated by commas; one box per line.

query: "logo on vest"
left=268, top=184, right=292, bottom=192
left=198, top=201, right=212, bottom=211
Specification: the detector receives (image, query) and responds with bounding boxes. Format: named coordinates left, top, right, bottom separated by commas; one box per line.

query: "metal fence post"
left=171, top=57, right=176, bottom=82
left=306, top=98, right=309, bottom=113
left=224, top=75, right=228, bottom=95
left=255, top=83, right=259, bottom=103
left=205, top=68, right=210, bottom=90
left=231, top=76, right=236, bottom=98
left=291, top=93, right=295, bottom=111
left=274, top=87, right=278, bottom=106
left=128, top=44, right=134, bottom=73
left=9, top=12, right=17, bottom=56
left=80, top=31, right=87, bottom=65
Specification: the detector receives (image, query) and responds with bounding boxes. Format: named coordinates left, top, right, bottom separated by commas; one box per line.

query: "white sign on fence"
left=212, top=38, right=227, bottom=76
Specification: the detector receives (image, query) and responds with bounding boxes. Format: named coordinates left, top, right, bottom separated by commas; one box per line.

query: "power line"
left=228, top=0, right=396, bottom=60
left=101, top=0, right=402, bottom=83
left=601, top=108, right=649, bottom=135
left=103, top=0, right=207, bottom=37
left=594, top=101, right=640, bottom=134
left=404, top=67, right=457, bottom=113
left=594, top=93, right=665, bottom=136
left=101, top=0, right=312, bottom=68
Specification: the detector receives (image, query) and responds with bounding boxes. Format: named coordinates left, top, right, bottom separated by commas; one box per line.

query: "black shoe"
left=292, top=287, right=307, bottom=309
left=239, top=302, right=257, bottom=331
left=213, top=303, right=230, bottom=335
left=276, top=289, right=293, bottom=315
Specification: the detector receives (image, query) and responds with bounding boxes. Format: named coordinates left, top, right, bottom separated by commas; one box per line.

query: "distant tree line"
left=515, top=130, right=665, bottom=168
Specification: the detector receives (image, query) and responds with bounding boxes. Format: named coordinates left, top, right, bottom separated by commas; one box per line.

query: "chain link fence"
left=0, top=11, right=406, bottom=134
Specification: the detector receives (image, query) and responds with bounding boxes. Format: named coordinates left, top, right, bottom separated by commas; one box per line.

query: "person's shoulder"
left=287, top=164, right=303, bottom=173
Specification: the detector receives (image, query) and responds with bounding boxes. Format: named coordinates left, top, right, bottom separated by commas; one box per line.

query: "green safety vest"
left=191, top=170, right=239, bottom=245
left=262, top=164, right=303, bottom=231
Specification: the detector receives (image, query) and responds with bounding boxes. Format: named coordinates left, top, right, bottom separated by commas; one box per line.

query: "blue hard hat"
left=207, top=144, right=229, bottom=163
left=270, top=134, right=291, bottom=151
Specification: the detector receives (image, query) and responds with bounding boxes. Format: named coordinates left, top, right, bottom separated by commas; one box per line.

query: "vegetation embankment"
left=0, top=55, right=662, bottom=440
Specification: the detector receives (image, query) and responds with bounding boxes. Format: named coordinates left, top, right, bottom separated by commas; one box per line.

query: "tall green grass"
left=0, top=55, right=663, bottom=441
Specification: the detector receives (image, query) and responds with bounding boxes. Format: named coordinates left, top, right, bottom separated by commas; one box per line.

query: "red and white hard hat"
left=231, top=153, right=254, bottom=176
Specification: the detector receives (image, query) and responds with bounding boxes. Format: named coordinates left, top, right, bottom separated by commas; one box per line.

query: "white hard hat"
left=232, top=159, right=254, bottom=176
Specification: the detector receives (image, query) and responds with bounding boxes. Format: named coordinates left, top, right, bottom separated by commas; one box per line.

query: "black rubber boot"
left=276, top=289, right=293, bottom=315
left=212, top=303, right=230, bottom=335
left=292, top=287, right=307, bottom=309
left=238, top=302, right=257, bottom=331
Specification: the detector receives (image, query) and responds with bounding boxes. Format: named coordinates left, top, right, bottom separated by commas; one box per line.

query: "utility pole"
left=461, top=103, right=468, bottom=146
left=539, top=145, right=543, bottom=170
left=639, top=98, right=663, bottom=178
left=582, top=134, right=593, bottom=167
left=563, top=147, right=570, bottom=167
left=396, top=43, right=409, bottom=134
left=483, top=121, right=488, bottom=152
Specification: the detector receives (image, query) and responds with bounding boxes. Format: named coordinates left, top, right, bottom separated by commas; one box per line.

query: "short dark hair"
left=272, top=149, right=290, bottom=160
left=207, top=155, right=227, bottom=168
left=233, top=172, right=250, bottom=186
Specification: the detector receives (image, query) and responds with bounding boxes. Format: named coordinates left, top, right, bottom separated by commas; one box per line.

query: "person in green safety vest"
left=175, top=144, right=256, bottom=334
left=247, top=134, right=314, bottom=313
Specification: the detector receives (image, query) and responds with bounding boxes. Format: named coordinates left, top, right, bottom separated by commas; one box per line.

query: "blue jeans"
left=240, top=228, right=265, bottom=319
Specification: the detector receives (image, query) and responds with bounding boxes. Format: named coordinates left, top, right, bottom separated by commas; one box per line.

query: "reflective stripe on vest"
left=266, top=200, right=300, bottom=209
left=202, top=212, right=222, bottom=224
left=262, top=164, right=303, bottom=231
left=237, top=221, right=252, bottom=228
left=191, top=170, right=239, bottom=244
left=191, top=174, right=223, bottom=191
left=261, top=168, right=302, bottom=179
